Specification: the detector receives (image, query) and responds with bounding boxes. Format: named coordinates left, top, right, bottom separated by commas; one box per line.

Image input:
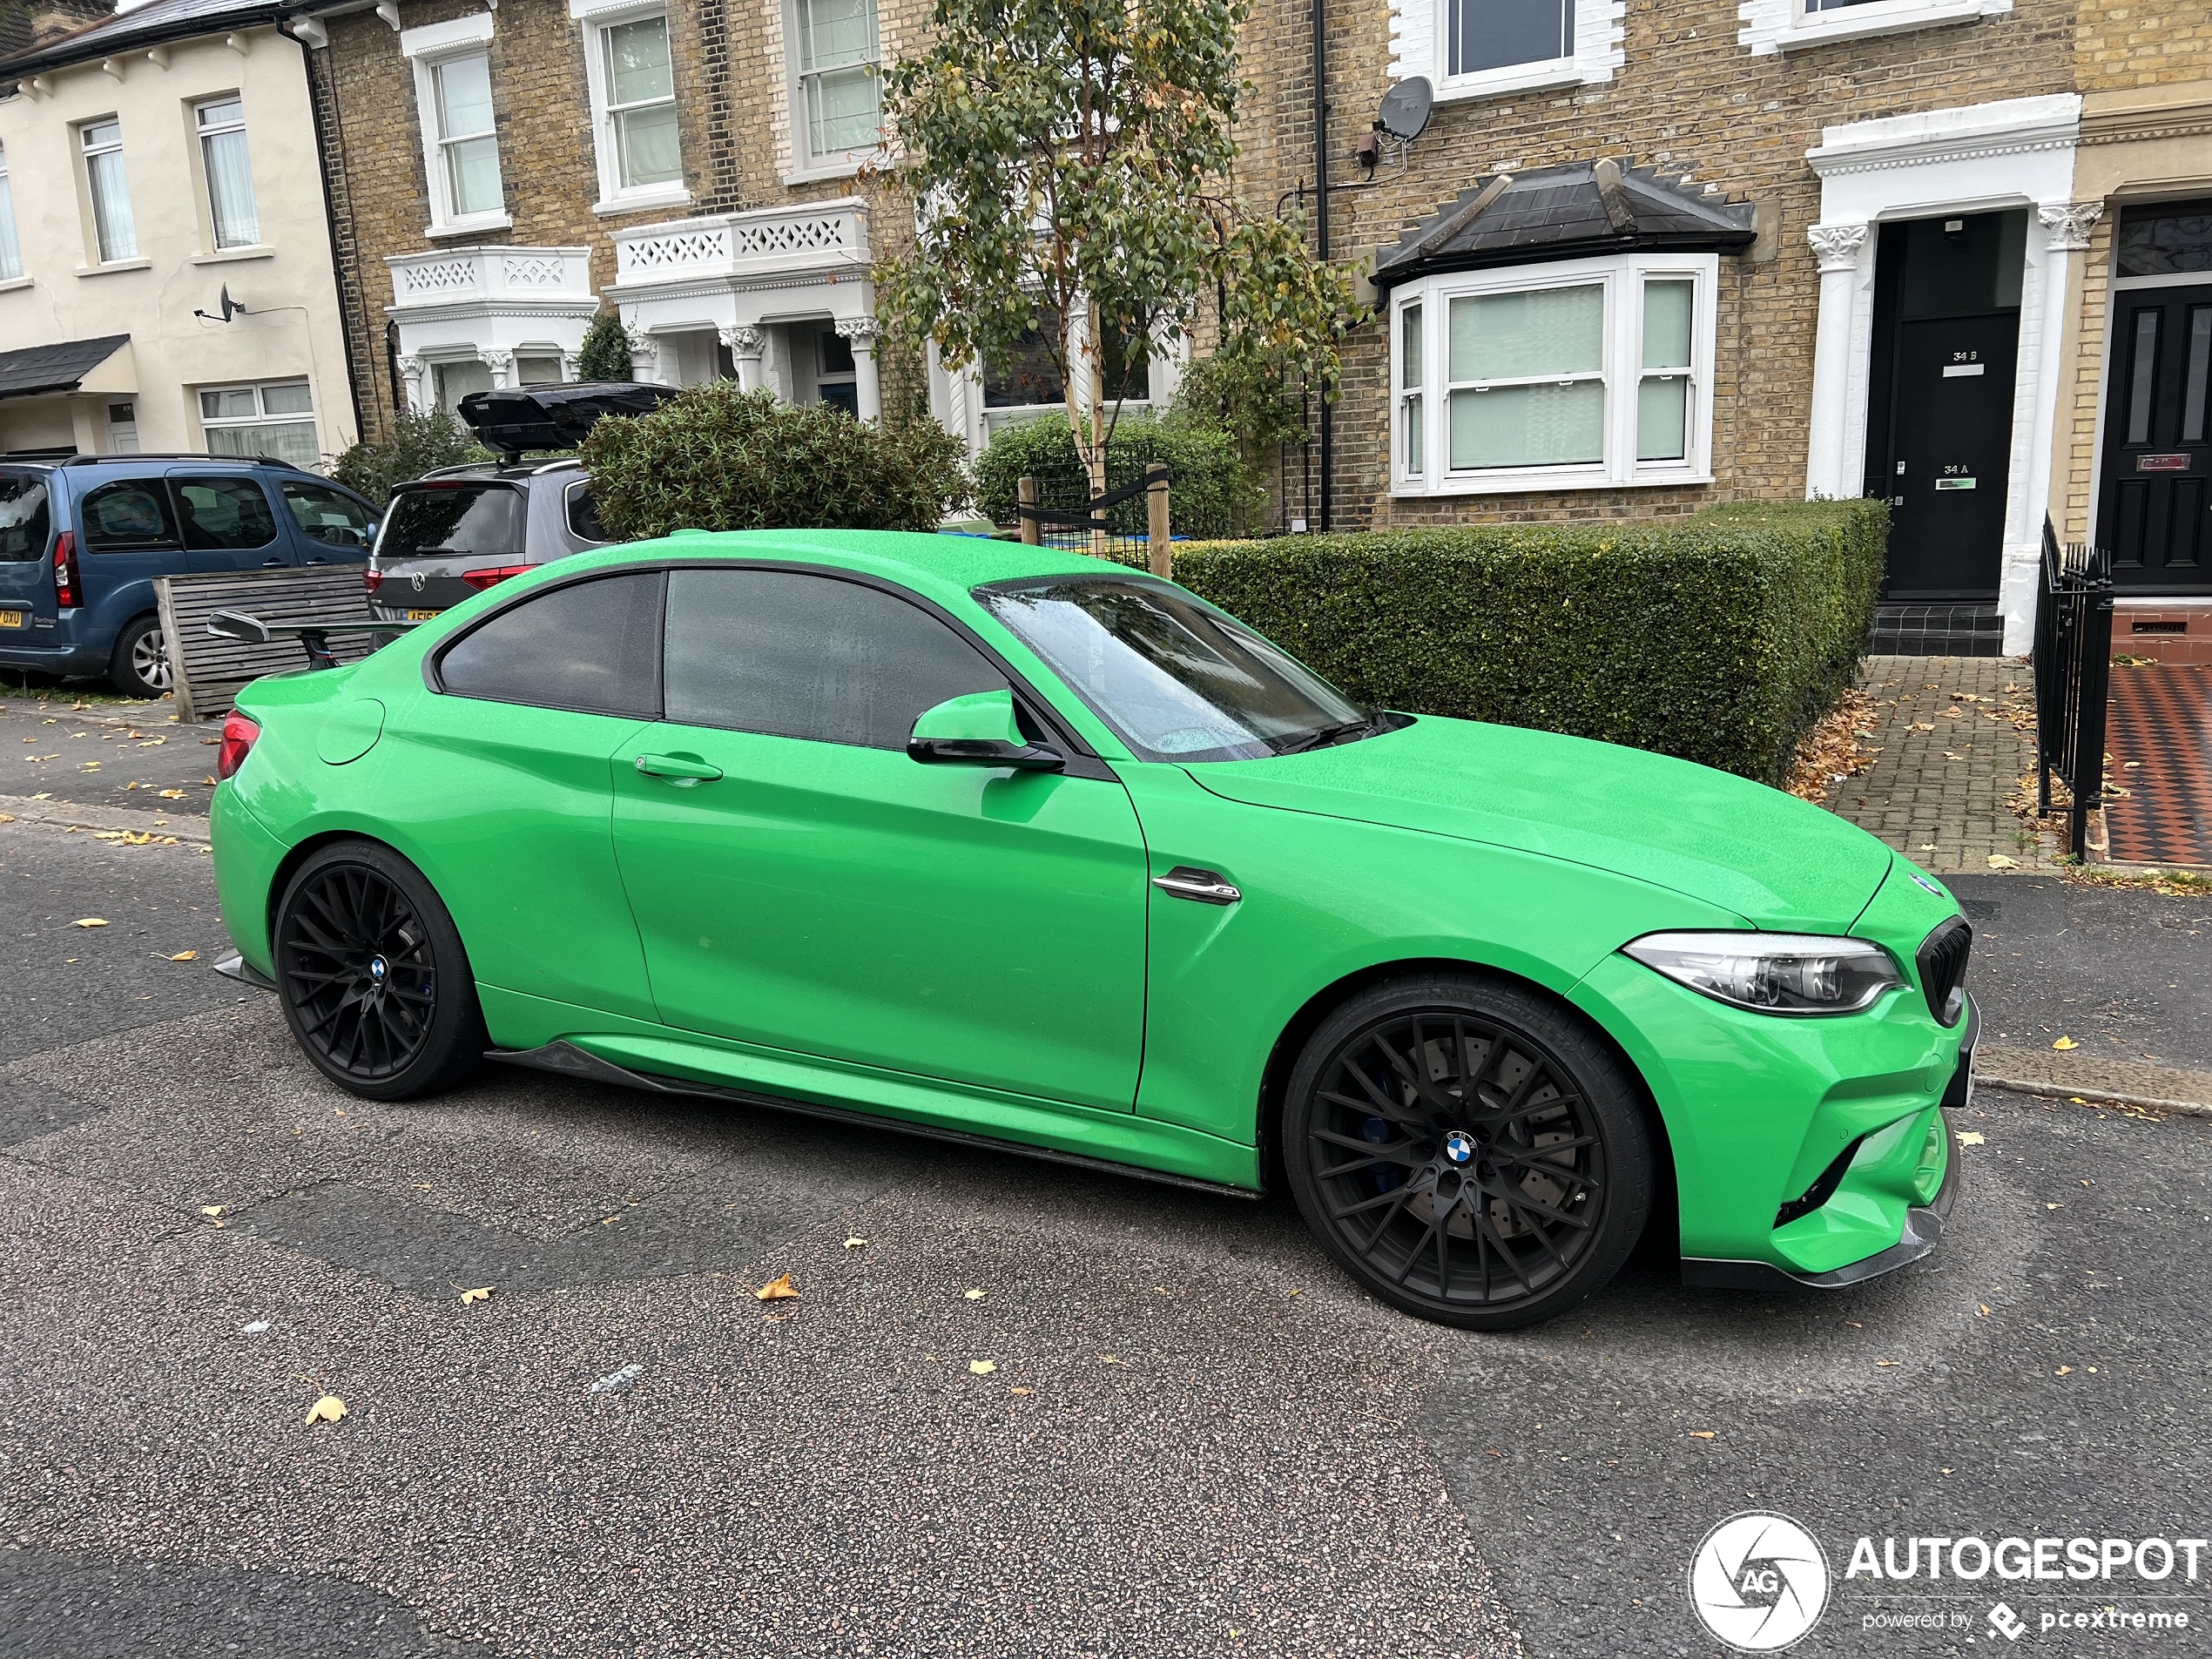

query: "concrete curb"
left=1977, top=1042, right=2212, bottom=1118
left=0, top=792, right=211, bottom=846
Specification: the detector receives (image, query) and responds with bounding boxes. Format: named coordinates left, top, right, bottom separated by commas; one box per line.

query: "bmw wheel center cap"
left=368, top=955, right=388, bottom=984
left=1442, top=1130, right=1475, bottom=1164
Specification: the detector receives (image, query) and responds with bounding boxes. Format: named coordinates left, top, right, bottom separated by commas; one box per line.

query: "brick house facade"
left=1233, top=0, right=2209, bottom=649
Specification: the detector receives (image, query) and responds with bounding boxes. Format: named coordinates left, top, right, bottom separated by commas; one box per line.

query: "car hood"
left=1186, top=715, right=1893, bottom=932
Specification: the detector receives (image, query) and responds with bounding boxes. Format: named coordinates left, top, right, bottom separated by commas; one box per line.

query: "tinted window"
left=80, top=479, right=180, bottom=551
left=0, top=474, right=50, bottom=563
left=382, top=483, right=527, bottom=562
left=565, top=481, right=606, bottom=543
left=438, top=570, right=664, bottom=718
left=664, top=568, right=1006, bottom=750
left=282, top=481, right=377, bottom=548
left=173, top=477, right=278, bottom=550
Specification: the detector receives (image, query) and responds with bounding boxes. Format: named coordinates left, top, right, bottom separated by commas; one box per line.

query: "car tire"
left=273, top=840, right=486, bottom=1102
left=1283, top=974, right=1653, bottom=1332
left=106, top=612, right=173, bottom=699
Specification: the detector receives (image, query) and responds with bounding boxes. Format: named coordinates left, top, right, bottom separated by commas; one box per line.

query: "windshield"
left=976, top=576, right=1373, bottom=763
left=380, top=483, right=527, bottom=563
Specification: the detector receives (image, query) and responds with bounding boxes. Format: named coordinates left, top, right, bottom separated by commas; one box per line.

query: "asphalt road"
left=2, top=804, right=2207, bottom=1658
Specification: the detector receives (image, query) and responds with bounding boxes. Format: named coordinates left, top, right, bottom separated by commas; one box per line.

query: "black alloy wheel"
left=274, top=842, right=485, bottom=1101
left=1285, top=976, right=1652, bottom=1331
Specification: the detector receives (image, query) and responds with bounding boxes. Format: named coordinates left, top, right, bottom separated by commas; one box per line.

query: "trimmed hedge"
left=579, top=381, right=971, bottom=539
left=974, top=412, right=1246, bottom=539
left=1165, top=499, right=1887, bottom=785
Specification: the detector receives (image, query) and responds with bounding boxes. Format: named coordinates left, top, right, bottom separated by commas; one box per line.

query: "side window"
left=663, top=567, right=1006, bottom=750
left=565, top=481, right=607, bottom=544
left=437, top=570, right=664, bottom=718
left=173, top=476, right=278, bottom=550
left=0, top=473, right=50, bottom=562
left=280, top=481, right=377, bottom=549
left=78, top=479, right=180, bottom=552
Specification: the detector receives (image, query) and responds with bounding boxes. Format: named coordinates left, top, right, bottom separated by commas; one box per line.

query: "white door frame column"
left=1804, top=94, right=2084, bottom=651
left=836, top=317, right=882, bottom=421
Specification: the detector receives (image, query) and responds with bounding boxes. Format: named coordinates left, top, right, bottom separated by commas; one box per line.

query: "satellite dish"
left=1377, top=77, right=1433, bottom=143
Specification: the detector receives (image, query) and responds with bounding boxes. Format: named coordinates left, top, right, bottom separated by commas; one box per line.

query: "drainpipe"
left=1312, top=0, right=1332, bottom=530
left=283, top=17, right=369, bottom=447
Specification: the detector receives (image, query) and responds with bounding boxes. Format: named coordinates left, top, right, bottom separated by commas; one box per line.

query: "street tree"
left=873, top=0, right=1362, bottom=524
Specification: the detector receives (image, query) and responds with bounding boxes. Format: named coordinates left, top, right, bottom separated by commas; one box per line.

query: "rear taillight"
left=215, top=711, right=260, bottom=780
left=363, top=568, right=383, bottom=596
left=462, top=564, right=529, bottom=591
left=51, top=531, right=79, bottom=609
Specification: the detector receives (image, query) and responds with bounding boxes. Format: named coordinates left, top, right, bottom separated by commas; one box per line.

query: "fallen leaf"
left=239, top=1319, right=269, bottom=1334
left=1099, top=1354, right=1121, bottom=1365
left=968, top=1359, right=996, bottom=1375
left=2055, top=1366, right=2073, bottom=1376
left=1688, top=1430, right=1716, bottom=1439
left=1875, top=1360, right=1901, bottom=1368
left=200, top=1204, right=224, bottom=1217
left=1986, top=854, right=2020, bottom=869
left=71, top=917, right=108, bottom=928
left=1955, top=1130, right=1985, bottom=1145
left=168, top=949, right=197, bottom=961
left=842, top=1237, right=867, bottom=1249
left=1009, top=1386, right=1035, bottom=1396
left=157, top=788, right=187, bottom=799
left=30, top=792, right=49, bottom=799
left=304, top=1395, right=347, bottom=1426
left=2047, top=1202, right=2065, bottom=1210
left=963, top=1288, right=986, bottom=1300
left=754, top=1272, right=799, bottom=1301
left=458, top=1286, right=493, bottom=1305
left=1978, top=1305, right=1992, bottom=1317
left=2053, top=1036, right=2079, bottom=1050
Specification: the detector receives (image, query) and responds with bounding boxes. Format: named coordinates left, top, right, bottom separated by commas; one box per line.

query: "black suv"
left=365, top=383, right=675, bottom=624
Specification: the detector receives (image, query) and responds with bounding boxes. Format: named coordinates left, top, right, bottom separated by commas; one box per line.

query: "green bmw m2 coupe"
left=209, top=529, right=1973, bottom=1330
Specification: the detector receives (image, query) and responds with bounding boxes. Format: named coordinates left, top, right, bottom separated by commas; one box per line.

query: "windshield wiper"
left=1269, top=716, right=1381, bottom=756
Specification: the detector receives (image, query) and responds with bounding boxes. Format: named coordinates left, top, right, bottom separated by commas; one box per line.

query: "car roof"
left=546, top=527, right=1136, bottom=600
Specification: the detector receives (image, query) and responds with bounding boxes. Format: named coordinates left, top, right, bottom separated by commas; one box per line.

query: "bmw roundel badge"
left=1443, top=1130, right=1475, bottom=1164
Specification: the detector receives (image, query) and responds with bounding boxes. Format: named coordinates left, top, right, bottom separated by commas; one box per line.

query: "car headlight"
left=1622, top=932, right=1904, bottom=1016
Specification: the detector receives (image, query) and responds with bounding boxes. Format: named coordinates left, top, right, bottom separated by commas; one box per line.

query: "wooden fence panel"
left=156, top=566, right=380, bottom=725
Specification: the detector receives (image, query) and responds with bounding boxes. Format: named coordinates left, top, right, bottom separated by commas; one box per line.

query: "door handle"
left=260, top=558, right=284, bottom=567
left=1151, top=866, right=1240, bottom=906
left=634, top=752, right=723, bottom=783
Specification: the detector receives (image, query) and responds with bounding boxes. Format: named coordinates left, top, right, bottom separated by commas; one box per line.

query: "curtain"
left=88, top=150, right=137, bottom=262
left=1447, top=285, right=1604, bottom=469
left=202, top=127, right=260, bottom=248
left=0, top=164, right=20, bottom=281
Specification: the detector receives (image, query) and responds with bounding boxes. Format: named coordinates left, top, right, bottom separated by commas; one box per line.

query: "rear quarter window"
left=381, top=483, right=527, bottom=562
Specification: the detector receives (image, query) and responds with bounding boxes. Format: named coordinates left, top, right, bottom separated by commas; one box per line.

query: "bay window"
left=1391, top=253, right=1716, bottom=496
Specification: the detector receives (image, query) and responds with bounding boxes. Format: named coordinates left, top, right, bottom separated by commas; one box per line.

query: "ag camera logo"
left=1689, top=1511, right=1832, bottom=1651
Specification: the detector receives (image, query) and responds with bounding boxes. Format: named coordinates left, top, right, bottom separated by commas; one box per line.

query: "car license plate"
left=0, top=609, right=24, bottom=629
left=406, top=609, right=442, bottom=622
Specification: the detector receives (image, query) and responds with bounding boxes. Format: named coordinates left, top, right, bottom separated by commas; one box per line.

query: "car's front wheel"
left=273, top=841, right=486, bottom=1101
left=108, top=613, right=172, bottom=699
left=1284, top=975, right=1653, bottom=1331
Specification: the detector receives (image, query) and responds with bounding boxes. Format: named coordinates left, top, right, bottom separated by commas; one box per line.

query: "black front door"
left=2098, top=283, right=2212, bottom=590
left=1865, top=212, right=2028, bottom=600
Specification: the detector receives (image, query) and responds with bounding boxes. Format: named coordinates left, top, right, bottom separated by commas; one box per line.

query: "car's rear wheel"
left=1284, top=975, right=1652, bottom=1331
left=108, top=613, right=171, bottom=698
left=273, top=841, right=485, bottom=1101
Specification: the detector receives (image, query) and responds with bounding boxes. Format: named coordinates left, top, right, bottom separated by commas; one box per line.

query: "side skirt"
left=488, top=1039, right=1263, bottom=1204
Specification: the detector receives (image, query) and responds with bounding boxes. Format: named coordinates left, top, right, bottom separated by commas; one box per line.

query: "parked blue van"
left=0, top=455, right=377, bottom=697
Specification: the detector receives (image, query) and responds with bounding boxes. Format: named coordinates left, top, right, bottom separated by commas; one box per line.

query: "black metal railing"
left=2033, top=518, right=2114, bottom=860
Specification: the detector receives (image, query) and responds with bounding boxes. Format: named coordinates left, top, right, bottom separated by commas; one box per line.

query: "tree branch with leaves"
left=872, top=0, right=1363, bottom=534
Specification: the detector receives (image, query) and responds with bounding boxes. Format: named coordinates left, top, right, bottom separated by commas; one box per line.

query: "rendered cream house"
left=0, top=0, right=354, bottom=463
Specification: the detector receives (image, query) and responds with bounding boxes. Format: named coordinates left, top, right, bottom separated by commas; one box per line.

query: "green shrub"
left=576, top=311, right=636, bottom=382
left=327, top=410, right=489, bottom=508
left=974, top=412, right=1246, bottom=540
left=578, top=381, right=972, bottom=539
left=1166, top=499, right=1887, bottom=785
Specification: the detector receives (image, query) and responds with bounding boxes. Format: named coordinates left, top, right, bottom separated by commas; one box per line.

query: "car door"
left=395, top=568, right=668, bottom=1022
left=609, top=563, right=1150, bottom=1113
left=169, top=474, right=290, bottom=573
left=276, top=478, right=377, bottom=567
left=0, top=469, right=53, bottom=644
left=75, top=475, right=186, bottom=637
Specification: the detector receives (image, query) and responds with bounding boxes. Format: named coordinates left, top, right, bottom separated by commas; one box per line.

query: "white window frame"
left=400, top=15, right=509, bottom=236
left=1390, top=252, right=1716, bottom=498
left=784, top=0, right=881, bottom=179
left=572, top=0, right=691, bottom=214
left=78, top=118, right=138, bottom=265
left=196, top=379, right=320, bottom=467
left=1738, top=0, right=2011, bottom=55
left=1393, top=0, right=1622, bottom=105
left=0, top=141, right=22, bottom=283
left=193, top=95, right=261, bottom=252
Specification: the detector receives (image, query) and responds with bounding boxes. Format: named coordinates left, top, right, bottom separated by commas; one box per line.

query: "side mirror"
left=907, top=689, right=1064, bottom=772
left=206, top=609, right=273, bottom=644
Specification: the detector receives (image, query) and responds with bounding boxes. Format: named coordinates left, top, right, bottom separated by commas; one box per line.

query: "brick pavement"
left=1827, top=655, right=2061, bottom=875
